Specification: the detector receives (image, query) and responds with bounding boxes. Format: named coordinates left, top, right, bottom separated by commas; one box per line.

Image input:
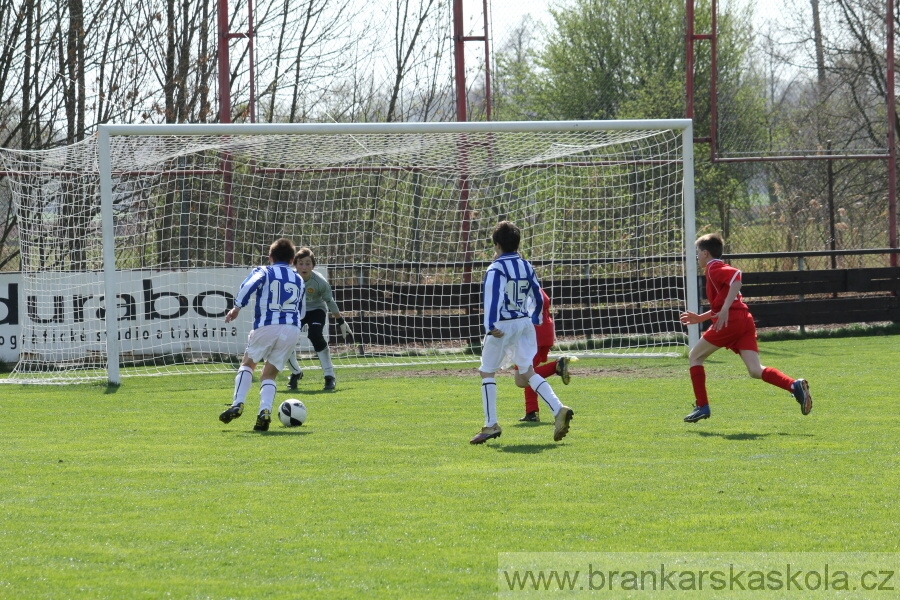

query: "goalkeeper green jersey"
left=305, top=269, right=340, bottom=314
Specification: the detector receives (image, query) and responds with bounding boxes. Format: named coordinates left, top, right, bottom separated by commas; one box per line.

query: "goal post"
left=2, top=120, right=698, bottom=385
left=98, top=126, right=120, bottom=385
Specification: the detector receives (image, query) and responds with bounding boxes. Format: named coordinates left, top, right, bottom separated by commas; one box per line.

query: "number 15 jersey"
left=482, top=252, right=543, bottom=334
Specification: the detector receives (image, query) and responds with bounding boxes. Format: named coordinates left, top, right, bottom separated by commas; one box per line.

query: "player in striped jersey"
left=219, top=238, right=306, bottom=431
left=470, top=221, right=575, bottom=445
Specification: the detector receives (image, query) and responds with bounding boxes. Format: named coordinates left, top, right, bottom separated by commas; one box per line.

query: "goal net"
left=1, top=121, right=696, bottom=384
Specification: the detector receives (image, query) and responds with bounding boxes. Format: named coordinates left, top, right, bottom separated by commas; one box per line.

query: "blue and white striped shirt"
left=234, top=262, right=306, bottom=329
left=482, top=252, right=543, bottom=333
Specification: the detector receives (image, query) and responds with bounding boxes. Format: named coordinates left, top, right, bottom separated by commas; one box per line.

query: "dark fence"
left=334, top=276, right=685, bottom=345
left=721, top=250, right=900, bottom=328
left=332, top=250, right=900, bottom=345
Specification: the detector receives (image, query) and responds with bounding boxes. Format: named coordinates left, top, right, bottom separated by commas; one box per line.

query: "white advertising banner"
left=0, top=268, right=318, bottom=364
left=0, top=273, right=21, bottom=362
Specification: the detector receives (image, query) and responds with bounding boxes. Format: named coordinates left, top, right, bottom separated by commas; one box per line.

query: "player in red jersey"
left=679, top=233, right=812, bottom=422
left=518, top=287, right=575, bottom=422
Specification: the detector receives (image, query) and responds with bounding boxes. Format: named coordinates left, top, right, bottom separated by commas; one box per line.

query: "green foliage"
left=694, top=158, right=757, bottom=240
left=1, top=335, right=898, bottom=597
left=494, top=0, right=762, bottom=123
left=536, top=0, right=685, bottom=120
left=492, top=17, right=546, bottom=121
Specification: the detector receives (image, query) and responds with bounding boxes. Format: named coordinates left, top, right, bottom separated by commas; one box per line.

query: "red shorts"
left=702, top=310, right=758, bottom=354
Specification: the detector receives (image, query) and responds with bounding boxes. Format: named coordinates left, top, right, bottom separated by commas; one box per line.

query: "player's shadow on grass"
left=220, top=429, right=313, bottom=436
left=695, top=431, right=770, bottom=441
left=493, top=443, right=559, bottom=454
left=280, top=389, right=338, bottom=396
left=694, top=431, right=814, bottom=441
left=256, top=429, right=313, bottom=436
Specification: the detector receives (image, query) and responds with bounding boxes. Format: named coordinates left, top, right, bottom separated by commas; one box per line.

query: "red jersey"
left=704, top=258, right=749, bottom=315
left=535, top=288, right=555, bottom=347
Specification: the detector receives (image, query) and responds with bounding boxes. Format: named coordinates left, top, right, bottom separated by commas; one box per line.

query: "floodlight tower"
left=452, top=0, right=492, bottom=122
left=452, top=0, right=493, bottom=283
left=217, top=0, right=256, bottom=123
left=216, top=0, right=257, bottom=265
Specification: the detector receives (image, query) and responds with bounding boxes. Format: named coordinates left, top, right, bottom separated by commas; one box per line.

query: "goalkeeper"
left=285, top=247, right=353, bottom=391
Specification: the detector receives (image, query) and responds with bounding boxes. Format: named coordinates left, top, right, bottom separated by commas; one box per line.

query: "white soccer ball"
left=278, top=398, right=307, bottom=427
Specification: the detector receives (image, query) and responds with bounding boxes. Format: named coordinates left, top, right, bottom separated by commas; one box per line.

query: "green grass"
left=1, top=336, right=898, bottom=598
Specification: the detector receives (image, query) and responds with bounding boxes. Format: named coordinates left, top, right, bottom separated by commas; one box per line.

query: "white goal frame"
left=98, top=120, right=699, bottom=385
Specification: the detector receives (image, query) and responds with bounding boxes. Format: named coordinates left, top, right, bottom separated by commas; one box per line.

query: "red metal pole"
left=888, top=0, right=898, bottom=266
left=687, top=0, right=715, bottom=145
left=457, top=140, right=473, bottom=284
left=452, top=0, right=472, bottom=281
left=452, top=0, right=467, bottom=122
left=217, top=0, right=235, bottom=265
left=217, top=0, right=232, bottom=124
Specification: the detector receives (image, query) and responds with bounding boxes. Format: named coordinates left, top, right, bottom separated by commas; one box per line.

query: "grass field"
left=1, top=335, right=899, bottom=598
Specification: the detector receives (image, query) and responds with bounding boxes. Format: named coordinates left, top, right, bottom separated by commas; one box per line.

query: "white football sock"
left=529, top=373, right=562, bottom=415
left=481, top=378, right=498, bottom=427
left=259, top=379, right=277, bottom=413
left=232, top=365, right=253, bottom=405
left=317, top=347, right=335, bottom=378
left=286, top=353, right=302, bottom=375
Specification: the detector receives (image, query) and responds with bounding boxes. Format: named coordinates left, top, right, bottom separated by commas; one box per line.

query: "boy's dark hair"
left=696, top=233, right=725, bottom=259
left=269, top=238, right=296, bottom=263
left=491, top=220, right=521, bottom=253
left=293, top=246, right=316, bottom=267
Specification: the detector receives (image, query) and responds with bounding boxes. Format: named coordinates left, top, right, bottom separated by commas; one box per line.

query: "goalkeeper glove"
left=336, top=317, right=354, bottom=341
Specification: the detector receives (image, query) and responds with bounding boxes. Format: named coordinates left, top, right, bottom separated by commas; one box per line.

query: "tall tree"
left=64, top=0, right=86, bottom=143
left=384, top=0, right=450, bottom=122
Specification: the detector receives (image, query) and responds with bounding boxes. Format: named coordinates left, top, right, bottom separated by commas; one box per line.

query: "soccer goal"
left=1, top=120, right=697, bottom=385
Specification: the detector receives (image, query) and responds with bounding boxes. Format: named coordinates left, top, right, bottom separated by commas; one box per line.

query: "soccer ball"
left=278, top=398, right=307, bottom=427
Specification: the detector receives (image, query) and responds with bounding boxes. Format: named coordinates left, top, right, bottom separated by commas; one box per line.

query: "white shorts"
left=479, top=317, right=537, bottom=374
left=244, top=324, right=302, bottom=369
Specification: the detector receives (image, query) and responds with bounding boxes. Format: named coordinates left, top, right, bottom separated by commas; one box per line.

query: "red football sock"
left=524, top=388, right=539, bottom=414
left=690, top=365, right=709, bottom=407
left=761, top=367, right=794, bottom=391
left=534, top=361, right=556, bottom=378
